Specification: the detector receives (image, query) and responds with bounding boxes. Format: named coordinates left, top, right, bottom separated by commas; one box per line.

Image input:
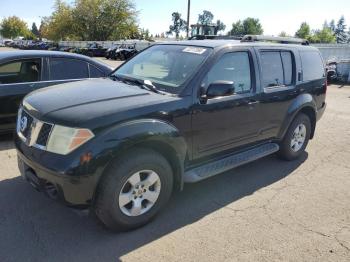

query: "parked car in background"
left=111, top=43, right=138, bottom=60
left=0, top=50, right=113, bottom=133
left=15, top=36, right=326, bottom=231
left=105, top=44, right=120, bottom=59
left=79, top=42, right=108, bottom=57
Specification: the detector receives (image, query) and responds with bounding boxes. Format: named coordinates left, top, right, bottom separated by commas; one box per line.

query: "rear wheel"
left=94, top=148, right=173, bottom=231
left=278, top=113, right=311, bottom=161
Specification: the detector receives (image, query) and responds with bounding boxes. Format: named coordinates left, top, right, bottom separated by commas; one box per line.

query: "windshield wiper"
left=110, top=75, right=170, bottom=95
left=110, top=75, right=126, bottom=83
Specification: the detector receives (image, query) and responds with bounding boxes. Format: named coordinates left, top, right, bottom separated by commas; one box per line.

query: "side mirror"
left=206, top=81, right=235, bottom=99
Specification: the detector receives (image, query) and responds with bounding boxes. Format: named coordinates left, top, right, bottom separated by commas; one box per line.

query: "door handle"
left=248, top=100, right=259, bottom=105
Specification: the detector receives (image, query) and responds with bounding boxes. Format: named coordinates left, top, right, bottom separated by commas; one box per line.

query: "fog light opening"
left=44, top=182, right=58, bottom=200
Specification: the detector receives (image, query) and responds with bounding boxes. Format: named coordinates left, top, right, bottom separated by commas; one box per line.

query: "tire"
left=94, top=148, right=173, bottom=231
left=278, top=113, right=311, bottom=161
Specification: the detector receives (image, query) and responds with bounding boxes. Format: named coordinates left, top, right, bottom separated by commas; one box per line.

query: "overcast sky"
left=1, top=0, right=349, bottom=36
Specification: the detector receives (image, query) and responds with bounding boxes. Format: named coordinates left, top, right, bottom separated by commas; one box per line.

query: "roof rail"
left=241, top=35, right=309, bottom=45
left=189, top=35, right=242, bottom=40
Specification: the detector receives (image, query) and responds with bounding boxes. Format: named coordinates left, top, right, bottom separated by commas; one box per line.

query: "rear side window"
left=0, top=59, right=41, bottom=84
left=89, top=64, right=105, bottom=78
left=260, top=51, right=294, bottom=88
left=50, top=58, right=89, bottom=80
left=203, top=52, right=252, bottom=94
left=300, top=51, right=325, bottom=81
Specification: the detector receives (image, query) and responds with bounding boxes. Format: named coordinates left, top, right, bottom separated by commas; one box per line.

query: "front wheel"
left=278, top=113, right=311, bottom=161
left=94, top=148, right=173, bottom=231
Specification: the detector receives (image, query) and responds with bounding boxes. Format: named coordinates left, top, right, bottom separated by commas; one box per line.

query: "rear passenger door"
left=256, top=48, right=299, bottom=140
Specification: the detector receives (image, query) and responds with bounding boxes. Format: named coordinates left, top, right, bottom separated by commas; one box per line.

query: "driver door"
left=191, top=49, right=263, bottom=159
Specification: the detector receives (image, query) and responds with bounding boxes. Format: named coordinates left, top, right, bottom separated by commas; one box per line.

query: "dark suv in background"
left=15, top=36, right=326, bottom=231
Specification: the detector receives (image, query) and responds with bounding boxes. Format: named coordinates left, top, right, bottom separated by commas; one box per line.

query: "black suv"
left=15, top=37, right=326, bottom=231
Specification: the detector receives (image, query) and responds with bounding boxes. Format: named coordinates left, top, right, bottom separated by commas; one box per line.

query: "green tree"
left=198, top=10, right=214, bottom=25
left=31, top=22, right=40, bottom=38
left=167, top=12, right=187, bottom=39
left=335, top=16, right=347, bottom=43
left=72, top=0, right=137, bottom=41
left=40, top=0, right=74, bottom=41
left=278, top=31, right=288, bottom=37
left=215, top=20, right=226, bottom=34
left=295, top=22, right=311, bottom=39
left=0, top=16, right=30, bottom=38
left=309, top=28, right=336, bottom=43
left=329, top=19, right=336, bottom=33
left=229, top=20, right=244, bottom=35
left=229, top=18, right=263, bottom=36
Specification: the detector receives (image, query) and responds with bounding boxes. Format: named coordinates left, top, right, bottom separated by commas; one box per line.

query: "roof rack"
left=189, top=35, right=242, bottom=40
left=241, top=35, right=309, bottom=45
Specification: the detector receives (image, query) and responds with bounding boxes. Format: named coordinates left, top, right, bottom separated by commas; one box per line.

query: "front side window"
left=202, top=52, right=252, bottom=94
left=0, top=59, right=41, bottom=84
left=50, top=58, right=89, bottom=80
left=113, top=45, right=211, bottom=94
left=260, top=51, right=294, bottom=88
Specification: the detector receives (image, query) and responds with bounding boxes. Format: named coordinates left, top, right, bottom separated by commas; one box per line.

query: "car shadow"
left=0, top=134, right=14, bottom=152
left=0, top=152, right=308, bottom=262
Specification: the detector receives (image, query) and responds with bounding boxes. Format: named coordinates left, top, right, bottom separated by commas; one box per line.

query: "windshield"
left=113, top=45, right=211, bottom=94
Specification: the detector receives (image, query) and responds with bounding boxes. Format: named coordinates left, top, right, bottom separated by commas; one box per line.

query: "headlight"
left=46, top=125, right=94, bottom=155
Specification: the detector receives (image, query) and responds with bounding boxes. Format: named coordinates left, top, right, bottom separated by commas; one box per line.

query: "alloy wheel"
left=118, top=170, right=161, bottom=217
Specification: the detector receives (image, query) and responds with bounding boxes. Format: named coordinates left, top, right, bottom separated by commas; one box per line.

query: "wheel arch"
left=278, top=94, right=317, bottom=140
left=92, top=119, right=188, bottom=203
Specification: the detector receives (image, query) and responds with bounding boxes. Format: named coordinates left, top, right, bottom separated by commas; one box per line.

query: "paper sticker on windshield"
left=182, top=47, right=206, bottom=55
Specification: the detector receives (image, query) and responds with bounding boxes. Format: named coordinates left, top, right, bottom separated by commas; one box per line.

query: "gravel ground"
left=0, top=47, right=349, bottom=261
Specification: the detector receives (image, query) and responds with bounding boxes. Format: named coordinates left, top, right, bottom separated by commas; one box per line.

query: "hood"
left=23, top=78, right=179, bottom=128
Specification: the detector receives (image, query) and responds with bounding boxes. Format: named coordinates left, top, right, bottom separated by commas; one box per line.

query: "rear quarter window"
left=89, top=64, right=105, bottom=78
left=300, top=51, right=325, bottom=81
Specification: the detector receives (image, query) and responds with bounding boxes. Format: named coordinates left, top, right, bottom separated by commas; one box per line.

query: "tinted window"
left=260, top=52, right=284, bottom=88
left=281, top=52, right=293, bottom=85
left=261, top=51, right=294, bottom=88
left=300, top=51, right=325, bottom=81
left=89, top=64, right=105, bottom=78
left=50, top=58, right=88, bottom=80
left=0, top=59, right=41, bottom=84
left=203, top=52, right=252, bottom=93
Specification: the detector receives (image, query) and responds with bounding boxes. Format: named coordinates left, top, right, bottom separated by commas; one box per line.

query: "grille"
left=18, top=108, right=53, bottom=148
left=36, top=123, right=53, bottom=146
left=20, top=110, right=34, bottom=139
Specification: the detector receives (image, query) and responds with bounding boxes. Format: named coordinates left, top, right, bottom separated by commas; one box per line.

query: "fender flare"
left=94, top=119, right=188, bottom=190
left=278, top=94, right=317, bottom=140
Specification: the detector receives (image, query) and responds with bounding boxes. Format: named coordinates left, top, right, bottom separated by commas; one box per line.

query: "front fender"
left=278, top=94, right=316, bottom=140
left=88, top=118, right=188, bottom=187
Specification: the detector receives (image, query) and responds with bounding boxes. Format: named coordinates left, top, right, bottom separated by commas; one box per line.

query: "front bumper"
left=16, top=136, right=98, bottom=207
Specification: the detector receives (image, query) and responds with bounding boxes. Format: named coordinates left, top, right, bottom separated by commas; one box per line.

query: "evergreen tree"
left=335, top=16, right=347, bottom=43
left=31, top=22, right=40, bottom=38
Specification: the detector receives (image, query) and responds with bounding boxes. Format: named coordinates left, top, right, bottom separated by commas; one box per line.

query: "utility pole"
left=186, top=0, right=191, bottom=38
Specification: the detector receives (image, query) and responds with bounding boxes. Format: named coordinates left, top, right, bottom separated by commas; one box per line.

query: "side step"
left=184, top=143, right=279, bottom=183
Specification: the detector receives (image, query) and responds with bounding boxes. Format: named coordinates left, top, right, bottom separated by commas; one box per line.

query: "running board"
left=184, top=143, right=279, bottom=183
